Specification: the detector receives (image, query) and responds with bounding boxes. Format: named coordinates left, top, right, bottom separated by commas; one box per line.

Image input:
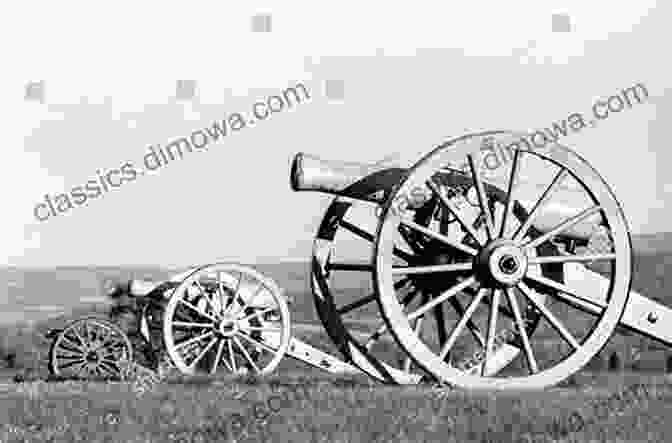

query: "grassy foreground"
left=0, top=371, right=671, bottom=442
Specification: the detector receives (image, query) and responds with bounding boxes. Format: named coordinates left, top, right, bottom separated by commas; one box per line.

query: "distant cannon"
left=47, top=264, right=359, bottom=381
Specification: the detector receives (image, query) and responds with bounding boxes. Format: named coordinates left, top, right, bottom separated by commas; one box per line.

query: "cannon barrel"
left=119, top=276, right=291, bottom=307
left=291, top=152, right=603, bottom=241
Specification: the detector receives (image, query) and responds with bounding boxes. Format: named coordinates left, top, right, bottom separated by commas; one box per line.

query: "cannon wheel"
left=312, top=167, right=565, bottom=383
left=48, top=316, right=133, bottom=381
left=163, top=263, right=291, bottom=376
left=375, top=130, right=631, bottom=390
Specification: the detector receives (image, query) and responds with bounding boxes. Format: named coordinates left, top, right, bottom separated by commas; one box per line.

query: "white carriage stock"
left=290, top=152, right=672, bottom=375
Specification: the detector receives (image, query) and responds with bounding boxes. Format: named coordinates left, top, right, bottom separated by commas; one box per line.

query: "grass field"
left=2, top=371, right=672, bottom=442
left=1, top=234, right=672, bottom=441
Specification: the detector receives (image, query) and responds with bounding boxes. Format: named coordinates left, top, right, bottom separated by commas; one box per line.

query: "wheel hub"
left=217, top=315, right=238, bottom=337
left=85, top=351, right=99, bottom=363
left=476, top=239, right=528, bottom=286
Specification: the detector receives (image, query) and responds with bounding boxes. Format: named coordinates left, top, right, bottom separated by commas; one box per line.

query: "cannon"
left=46, top=129, right=672, bottom=390
left=47, top=263, right=361, bottom=381
left=292, top=129, right=672, bottom=390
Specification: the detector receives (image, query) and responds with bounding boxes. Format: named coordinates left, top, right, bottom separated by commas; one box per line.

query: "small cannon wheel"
left=48, top=316, right=133, bottom=381
left=312, top=162, right=564, bottom=384
left=374, top=130, right=631, bottom=390
left=163, top=263, right=291, bottom=376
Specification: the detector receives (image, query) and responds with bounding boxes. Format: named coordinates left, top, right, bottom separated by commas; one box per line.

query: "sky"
left=2, top=1, right=671, bottom=267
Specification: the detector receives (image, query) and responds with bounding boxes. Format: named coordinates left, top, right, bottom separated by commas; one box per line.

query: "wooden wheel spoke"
left=215, top=271, right=224, bottom=308
left=448, top=297, right=485, bottom=347
left=460, top=286, right=514, bottom=321
left=394, top=278, right=412, bottom=290
left=59, top=359, right=85, bottom=370
left=523, top=272, right=607, bottom=312
left=397, top=225, right=426, bottom=256
left=339, top=219, right=416, bottom=262
left=211, top=339, right=227, bottom=373
left=528, top=253, right=616, bottom=265
left=99, top=343, right=126, bottom=356
left=59, top=340, right=84, bottom=355
left=227, top=271, right=243, bottom=312
left=237, top=331, right=279, bottom=355
left=216, top=271, right=234, bottom=314
left=393, top=247, right=417, bottom=264
left=60, top=334, right=83, bottom=351
left=439, top=288, right=488, bottom=360
left=232, top=336, right=260, bottom=373
left=400, top=218, right=478, bottom=256
left=243, top=326, right=283, bottom=332
left=90, top=335, right=123, bottom=352
left=72, top=361, right=89, bottom=377
left=223, top=271, right=246, bottom=315
left=506, top=287, right=538, bottom=374
left=517, top=281, right=580, bottom=350
left=175, top=331, right=215, bottom=351
left=56, top=351, right=83, bottom=360
left=500, top=148, right=521, bottom=238
left=427, top=179, right=484, bottom=246
left=99, top=352, right=124, bottom=361
left=339, top=219, right=374, bottom=242
left=467, top=153, right=496, bottom=240
left=337, top=275, right=408, bottom=316
left=524, top=205, right=603, bottom=250
left=91, top=325, right=111, bottom=344
left=365, top=322, right=390, bottom=349
left=188, top=337, right=218, bottom=370
left=433, top=295, right=450, bottom=361
left=391, top=262, right=472, bottom=275
left=81, top=322, right=90, bottom=344
left=402, top=355, right=414, bottom=372
left=337, top=293, right=376, bottom=315
left=93, top=365, right=105, bottom=379
left=228, top=340, right=237, bottom=372
left=96, top=362, right=118, bottom=378
left=177, top=299, right=218, bottom=322
left=172, top=321, right=215, bottom=328
left=513, top=169, right=569, bottom=241
left=483, top=289, right=501, bottom=375
left=327, top=262, right=374, bottom=272
left=234, top=283, right=266, bottom=315
left=239, top=307, right=275, bottom=323
left=70, top=327, right=85, bottom=348
left=194, top=280, right=219, bottom=316
left=407, top=276, right=477, bottom=321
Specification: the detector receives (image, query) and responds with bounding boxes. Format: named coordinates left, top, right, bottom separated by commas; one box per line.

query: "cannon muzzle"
left=290, top=152, right=406, bottom=202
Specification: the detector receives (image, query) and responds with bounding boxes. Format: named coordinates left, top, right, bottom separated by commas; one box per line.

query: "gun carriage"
left=46, top=130, right=672, bottom=390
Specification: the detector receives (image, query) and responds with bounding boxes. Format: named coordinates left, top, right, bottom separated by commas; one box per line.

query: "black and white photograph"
left=2, top=2, right=671, bottom=442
